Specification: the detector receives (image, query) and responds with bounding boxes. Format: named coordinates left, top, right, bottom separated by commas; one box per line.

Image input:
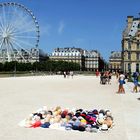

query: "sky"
left=1, top=0, right=140, bottom=61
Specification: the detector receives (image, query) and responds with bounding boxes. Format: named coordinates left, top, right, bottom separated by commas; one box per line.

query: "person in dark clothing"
left=132, top=72, right=139, bottom=93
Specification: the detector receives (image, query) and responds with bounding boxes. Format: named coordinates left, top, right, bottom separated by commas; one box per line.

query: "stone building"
left=50, top=47, right=84, bottom=68
left=84, top=50, right=104, bottom=71
left=109, top=51, right=122, bottom=72
left=0, top=47, right=39, bottom=63
left=122, top=16, right=140, bottom=73
left=50, top=47, right=105, bottom=71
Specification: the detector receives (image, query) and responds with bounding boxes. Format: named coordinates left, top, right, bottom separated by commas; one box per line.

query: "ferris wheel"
left=0, top=2, right=40, bottom=62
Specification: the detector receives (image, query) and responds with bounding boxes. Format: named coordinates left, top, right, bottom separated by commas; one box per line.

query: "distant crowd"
left=95, top=70, right=112, bottom=85
left=116, top=71, right=140, bottom=94
left=63, top=71, right=74, bottom=78
left=96, top=69, right=140, bottom=93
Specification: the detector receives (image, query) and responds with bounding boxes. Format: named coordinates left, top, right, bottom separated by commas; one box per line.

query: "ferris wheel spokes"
left=13, top=35, right=37, bottom=39
left=0, top=2, right=40, bottom=63
left=10, top=38, right=33, bottom=58
left=10, top=42, right=27, bottom=62
left=11, top=36, right=35, bottom=49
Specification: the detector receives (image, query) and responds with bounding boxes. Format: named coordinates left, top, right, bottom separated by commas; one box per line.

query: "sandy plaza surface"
left=0, top=75, right=140, bottom=140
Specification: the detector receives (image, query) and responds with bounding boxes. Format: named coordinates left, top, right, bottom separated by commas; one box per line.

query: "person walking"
left=63, top=71, right=66, bottom=78
left=70, top=71, right=74, bottom=78
left=132, top=72, right=139, bottom=93
left=117, top=71, right=125, bottom=94
left=95, top=69, right=100, bottom=77
left=108, top=72, right=112, bottom=84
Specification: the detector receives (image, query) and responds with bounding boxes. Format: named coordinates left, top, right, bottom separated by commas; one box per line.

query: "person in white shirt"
left=117, top=71, right=125, bottom=93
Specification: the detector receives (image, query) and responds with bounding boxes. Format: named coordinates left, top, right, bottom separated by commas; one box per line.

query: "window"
left=138, top=23, right=140, bottom=28
left=128, top=41, right=131, bottom=50
left=136, top=63, right=139, bottom=72
left=128, top=52, right=131, bottom=59
left=128, top=63, right=131, bottom=72
left=137, top=41, right=140, bottom=49
left=136, top=53, right=139, bottom=60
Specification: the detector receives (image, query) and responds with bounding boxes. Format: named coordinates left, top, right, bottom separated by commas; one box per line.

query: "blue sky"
left=2, top=0, right=140, bottom=61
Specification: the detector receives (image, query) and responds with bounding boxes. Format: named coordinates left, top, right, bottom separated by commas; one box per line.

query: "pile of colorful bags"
left=19, top=106, right=114, bottom=132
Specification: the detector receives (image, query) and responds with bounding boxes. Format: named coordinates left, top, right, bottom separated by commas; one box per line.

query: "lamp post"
left=14, top=61, right=16, bottom=77
left=75, top=53, right=76, bottom=71
left=68, top=53, right=69, bottom=71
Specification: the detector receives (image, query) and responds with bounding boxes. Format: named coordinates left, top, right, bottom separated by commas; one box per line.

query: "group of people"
left=96, top=69, right=140, bottom=93
left=116, top=71, right=140, bottom=94
left=98, top=71, right=112, bottom=85
left=63, top=71, right=74, bottom=78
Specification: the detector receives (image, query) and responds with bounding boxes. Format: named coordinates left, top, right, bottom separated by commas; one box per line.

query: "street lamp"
left=14, top=61, right=16, bottom=77
left=75, top=53, right=76, bottom=71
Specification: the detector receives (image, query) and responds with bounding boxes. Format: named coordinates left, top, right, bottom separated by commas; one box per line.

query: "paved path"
left=0, top=75, right=140, bottom=140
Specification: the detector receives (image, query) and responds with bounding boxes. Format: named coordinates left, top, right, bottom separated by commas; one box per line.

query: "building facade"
left=50, top=47, right=105, bottom=71
left=50, top=47, right=84, bottom=68
left=84, top=50, right=104, bottom=71
left=109, top=51, right=122, bottom=72
left=0, top=47, right=39, bottom=63
left=122, top=16, right=140, bottom=73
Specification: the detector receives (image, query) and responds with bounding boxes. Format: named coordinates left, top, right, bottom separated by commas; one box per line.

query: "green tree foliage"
left=3, top=61, right=15, bottom=71
left=0, top=63, right=3, bottom=71
left=0, top=60, right=80, bottom=72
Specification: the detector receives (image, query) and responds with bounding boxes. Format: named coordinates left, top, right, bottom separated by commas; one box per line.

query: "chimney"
left=127, top=16, right=133, bottom=29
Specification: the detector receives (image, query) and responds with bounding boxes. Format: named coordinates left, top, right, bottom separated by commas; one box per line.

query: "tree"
left=0, top=63, right=3, bottom=71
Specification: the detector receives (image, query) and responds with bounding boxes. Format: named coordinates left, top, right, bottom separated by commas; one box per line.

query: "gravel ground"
left=0, top=75, right=140, bottom=140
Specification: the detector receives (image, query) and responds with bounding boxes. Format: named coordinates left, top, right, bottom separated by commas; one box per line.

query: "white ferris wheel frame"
left=0, top=2, right=40, bottom=63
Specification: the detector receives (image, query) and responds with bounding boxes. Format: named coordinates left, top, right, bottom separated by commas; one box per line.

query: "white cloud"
left=58, top=21, right=65, bottom=35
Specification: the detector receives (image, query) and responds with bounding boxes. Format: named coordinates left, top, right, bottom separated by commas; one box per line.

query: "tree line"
left=0, top=60, right=80, bottom=72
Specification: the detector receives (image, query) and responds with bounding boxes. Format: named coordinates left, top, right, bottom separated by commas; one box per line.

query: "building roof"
left=83, top=50, right=99, bottom=57
left=123, top=15, right=140, bottom=38
left=110, top=51, right=122, bottom=58
left=54, top=47, right=83, bottom=53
